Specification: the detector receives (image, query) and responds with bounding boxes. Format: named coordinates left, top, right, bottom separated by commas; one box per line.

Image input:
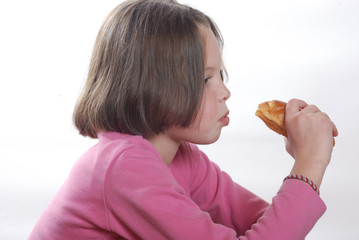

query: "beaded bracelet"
left=284, top=174, right=320, bottom=195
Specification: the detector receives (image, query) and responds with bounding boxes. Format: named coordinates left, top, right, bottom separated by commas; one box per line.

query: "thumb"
left=285, top=99, right=308, bottom=118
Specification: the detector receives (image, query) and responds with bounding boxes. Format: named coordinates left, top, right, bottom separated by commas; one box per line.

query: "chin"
left=195, top=132, right=221, bottom=145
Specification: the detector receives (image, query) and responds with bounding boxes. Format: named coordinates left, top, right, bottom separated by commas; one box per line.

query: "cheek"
left=200, top=96, right=217, bottom=119
left=194, top=107, right=217, bottom=134
left=190, top=90, right=217, bottom=129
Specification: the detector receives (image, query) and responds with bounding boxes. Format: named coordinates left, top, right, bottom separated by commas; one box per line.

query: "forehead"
left=199, top=26, right=222, bottom=71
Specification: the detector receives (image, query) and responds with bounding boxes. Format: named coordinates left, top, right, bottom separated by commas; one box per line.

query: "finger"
left=317, top=112, right=338, bottom=137
left=286, top=98, right=308, bottom=116
left=301, top=104, right=320, bottom=113
left=316, top=112, right=338, bottom=146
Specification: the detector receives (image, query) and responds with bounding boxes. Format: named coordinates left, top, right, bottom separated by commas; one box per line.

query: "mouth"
left=219, top=111, right=230, bottom=126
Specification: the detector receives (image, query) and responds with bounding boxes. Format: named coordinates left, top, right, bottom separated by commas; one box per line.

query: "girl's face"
left=166, top=25, right=231, bottom=145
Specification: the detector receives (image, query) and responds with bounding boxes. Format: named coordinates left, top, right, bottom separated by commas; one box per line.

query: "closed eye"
left=204, top=68, right=225, bottom=84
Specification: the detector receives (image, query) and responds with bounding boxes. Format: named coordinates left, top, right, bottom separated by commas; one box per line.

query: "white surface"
left=1, top=0, right=358, bottom=239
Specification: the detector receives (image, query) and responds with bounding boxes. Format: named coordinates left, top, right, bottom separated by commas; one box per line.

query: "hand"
left=284, top=99, right=338, bottom=187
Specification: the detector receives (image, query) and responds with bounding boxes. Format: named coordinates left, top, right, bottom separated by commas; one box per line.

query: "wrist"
left=290, top=160, right=327, bottom=188
left=284, top=174, right=320, bottom=195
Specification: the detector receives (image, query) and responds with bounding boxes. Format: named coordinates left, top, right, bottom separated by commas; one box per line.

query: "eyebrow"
left=204, top=66, right=217, bottom=72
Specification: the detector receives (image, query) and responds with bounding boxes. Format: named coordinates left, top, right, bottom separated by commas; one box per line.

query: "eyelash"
left=204, top=69, right=224, bottom=83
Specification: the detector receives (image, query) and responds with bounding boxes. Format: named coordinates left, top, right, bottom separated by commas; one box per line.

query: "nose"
left=219, top=82, right=231, bottom=101
left=224, top=84, right=231, bottom=101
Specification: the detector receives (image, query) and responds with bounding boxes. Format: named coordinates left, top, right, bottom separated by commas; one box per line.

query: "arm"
left=186, top=144, right=326, bottom=239
left=185, top=144, right=269, bottom=235
left=240, top=180, right=326, bottom=239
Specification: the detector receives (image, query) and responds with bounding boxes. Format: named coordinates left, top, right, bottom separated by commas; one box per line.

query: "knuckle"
left=288, top=98, right=300, bottom=105
left=305, top=104, right=319, bottom=112
left=287, top=98, right=296, bottom=104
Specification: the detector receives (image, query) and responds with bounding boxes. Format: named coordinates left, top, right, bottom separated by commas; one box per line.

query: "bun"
left=255, top=100, right=287, bottom=136
left=256, top=100, right=335, bottom=146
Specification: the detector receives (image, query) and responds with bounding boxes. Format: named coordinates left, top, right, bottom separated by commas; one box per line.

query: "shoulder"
left=98, top=131, right=162, bottom=162
left=70, top=132, right=162, bottom=182
left=87, top=132, right=168, bottom=186
left=99, top=131, right=173, bottom=182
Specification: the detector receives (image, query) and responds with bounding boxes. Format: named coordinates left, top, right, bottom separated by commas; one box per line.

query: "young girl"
left=29, top=0, right=338, bottom=239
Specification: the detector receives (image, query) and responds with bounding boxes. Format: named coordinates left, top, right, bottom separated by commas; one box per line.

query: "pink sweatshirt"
left=28, top=132, right=326, bottom=240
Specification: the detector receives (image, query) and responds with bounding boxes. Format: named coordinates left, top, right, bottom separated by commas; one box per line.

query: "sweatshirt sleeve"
left=186, top=144, right=327, bottom=240
left=186, top=145, right=269, bottom=235
left=241, top=179, right=326, bottom=239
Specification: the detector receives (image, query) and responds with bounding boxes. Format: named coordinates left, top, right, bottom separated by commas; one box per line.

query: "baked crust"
left=255, top=100, right=287, bottom=136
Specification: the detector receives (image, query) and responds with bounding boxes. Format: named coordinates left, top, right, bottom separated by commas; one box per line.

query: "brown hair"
left=73, top=0, right=224, bottom=138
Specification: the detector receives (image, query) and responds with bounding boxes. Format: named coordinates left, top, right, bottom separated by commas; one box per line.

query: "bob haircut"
left=73, top=0, right=224, bottom=138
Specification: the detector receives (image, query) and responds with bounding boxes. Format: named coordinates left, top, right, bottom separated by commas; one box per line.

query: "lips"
left=219, top=111, right=230, bottom=126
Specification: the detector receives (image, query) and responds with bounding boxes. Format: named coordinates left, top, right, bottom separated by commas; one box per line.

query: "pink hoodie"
left=28, top=131, right=326, bottom=239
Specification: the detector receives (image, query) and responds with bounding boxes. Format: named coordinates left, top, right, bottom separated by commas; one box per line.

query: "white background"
left=1, top=0, right=358, bottom=239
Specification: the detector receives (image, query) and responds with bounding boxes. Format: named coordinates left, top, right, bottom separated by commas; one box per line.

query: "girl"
left=29, top=0, right=338, bottom=239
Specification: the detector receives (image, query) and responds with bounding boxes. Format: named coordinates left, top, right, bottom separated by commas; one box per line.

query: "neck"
left=146, top=133, right=180, bottom=166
